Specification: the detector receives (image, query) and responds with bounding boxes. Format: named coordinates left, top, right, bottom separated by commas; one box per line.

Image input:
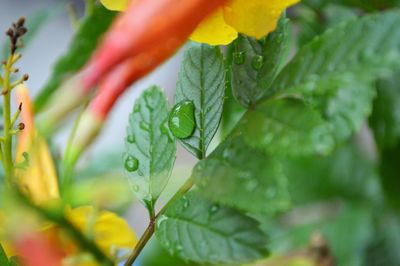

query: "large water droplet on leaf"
left=252, top=55, right=264, bottom=70
left=233, top=51, right=246, bottom=65
left=125, top=155, right=139, bottom=172
left=168, top=101, right=196, bottom=139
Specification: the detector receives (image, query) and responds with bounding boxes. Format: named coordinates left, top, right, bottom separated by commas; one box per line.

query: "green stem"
left=85, top=0, right=96, bottom=16
left=124, top=177, right=195, bottom=266
left=62, top=100, right=89, bottom=197
left=2, top=56, right=14, bottom=182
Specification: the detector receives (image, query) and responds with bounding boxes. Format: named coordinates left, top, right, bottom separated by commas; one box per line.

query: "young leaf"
left=124, top=86, right=176, bottom=212
left=238, top=98, right=335, bottom=156
left=369, top=73, right=400, bottom=150
left=34, top=5, right=117, bottom=111
left=269, top=10, right=400, bottom=144
left=156, top=191, right=269, bottom=265
left=231, top=16, right=290, bottom=108
left=193, top=136, right=290, bottom=214
left=173, top=44, right=225, bottom=159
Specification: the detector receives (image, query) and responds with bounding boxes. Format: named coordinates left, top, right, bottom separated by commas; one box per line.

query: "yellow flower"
left=100, top=0, right=129, bottom=11
left=191, top=0, right=299, bottom=45
left=101, top=0, right=299, bottom=45
left=66, top=206, right=137, bottom=259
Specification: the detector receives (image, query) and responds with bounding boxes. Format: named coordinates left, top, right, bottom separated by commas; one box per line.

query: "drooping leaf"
left=369, top=73, right=400, bottom=150
left=156, top=191, right=269, bottom=265
left=230, top=16, right=290, bottom=108
left=124, top=86, right=176, bottom=211
left=174, top=44, right=225, bottom=159
left=271, top=10, right=400, bottom=144
left=193, top=136, right=290, bottom=214
left=34, top=5, right=117, bottom=111
left=238, top=98, right=335, bottom=156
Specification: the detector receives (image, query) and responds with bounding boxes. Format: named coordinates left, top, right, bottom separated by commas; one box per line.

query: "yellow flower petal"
left=100, top=0, right=129, bottom=11
left=223, top=0, right=299, bottom=39
left=15, top=84, right=59, bottom=204
left=190, top=8, right=238, bottom=45
left=66, top=206, right=137, bottom=258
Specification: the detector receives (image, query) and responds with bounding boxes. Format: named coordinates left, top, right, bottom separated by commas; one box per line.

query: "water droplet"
left=160, top=122, right=173, bottom=143
left=182, top=196, right=190, bottom=209
left=175, top=244, right=183, bottom=251
left=210, top=204, right=219, bottom=214
left=245, top=180, right=258, bottom=192
left=132, top=184, right=139, bottom=192
left=265, top=187, right=277, bottom=198
left=124, top=155, right=139, bottom=172
left=168, top=101, right=196, bottom=139
left=156, top=215, right=168, bottom=228
left=134, top=104, right=141, bottom=113
left=252, top=55, right=264, bottom=70
left=140, top=121, right=150, bottom=131
left=127, top=135, right=135, bottom=143
left=233, top=51, right=246, bottom=65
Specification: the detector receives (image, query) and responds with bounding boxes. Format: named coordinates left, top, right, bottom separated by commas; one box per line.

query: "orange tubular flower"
left=81, top=0, right=227, bottom=90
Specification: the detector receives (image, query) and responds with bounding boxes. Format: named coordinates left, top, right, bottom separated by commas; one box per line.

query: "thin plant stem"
left=2, top=56, right=15, bottom=182
left=124, top=177, right=195, bottom=266
left=62, top=100, right=89, bottom=197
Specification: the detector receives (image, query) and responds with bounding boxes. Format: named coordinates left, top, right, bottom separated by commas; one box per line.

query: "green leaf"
left=34, top=5, right=117, bottom=111
left=364, top=212, right=400, bottom=266
left=193, top=136, right=290, bottom=214
left=0, top=244, right=9, bottom=266
left=281, top=142, right=380, bottom=205
left=379, top=143, right=400, bottom=212
left=369, top=73, right=400, bottom=150
left=124, top=86, right=176, bottom=211
left=271, top=10, right=400, bottom=144
left=230, top=16, right=290, bottom=108
left=156, top=191, right=269, bottom=265
left=269, top=206, right=374, bottom=266
left=174, top=44, right=225, bottom=159
left=238, top=98, right=335, bottom=156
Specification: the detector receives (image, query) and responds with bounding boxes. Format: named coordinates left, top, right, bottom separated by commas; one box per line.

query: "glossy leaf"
left=174, top=44, right=225, bottom=159
left=124, top=86, right=176, bottom=211
left=34, top=5, right=117, bottom=111
left=156, top=191, right=269, bottom=265
left=271, top=10, right=400, bottom=144
left=231, top=16, right=290, bottom=108
left=369, top=73, right=400, bottom=150
left=238, top=98, right=335, bottom=156
left=193, top=136, right=290, bottom=214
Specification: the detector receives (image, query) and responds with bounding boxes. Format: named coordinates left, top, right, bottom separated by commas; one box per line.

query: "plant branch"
left=124, top=177, right=195, bottom=266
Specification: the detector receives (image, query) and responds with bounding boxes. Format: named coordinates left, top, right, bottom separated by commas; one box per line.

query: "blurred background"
left=0, top=0, right=195, bottom=235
